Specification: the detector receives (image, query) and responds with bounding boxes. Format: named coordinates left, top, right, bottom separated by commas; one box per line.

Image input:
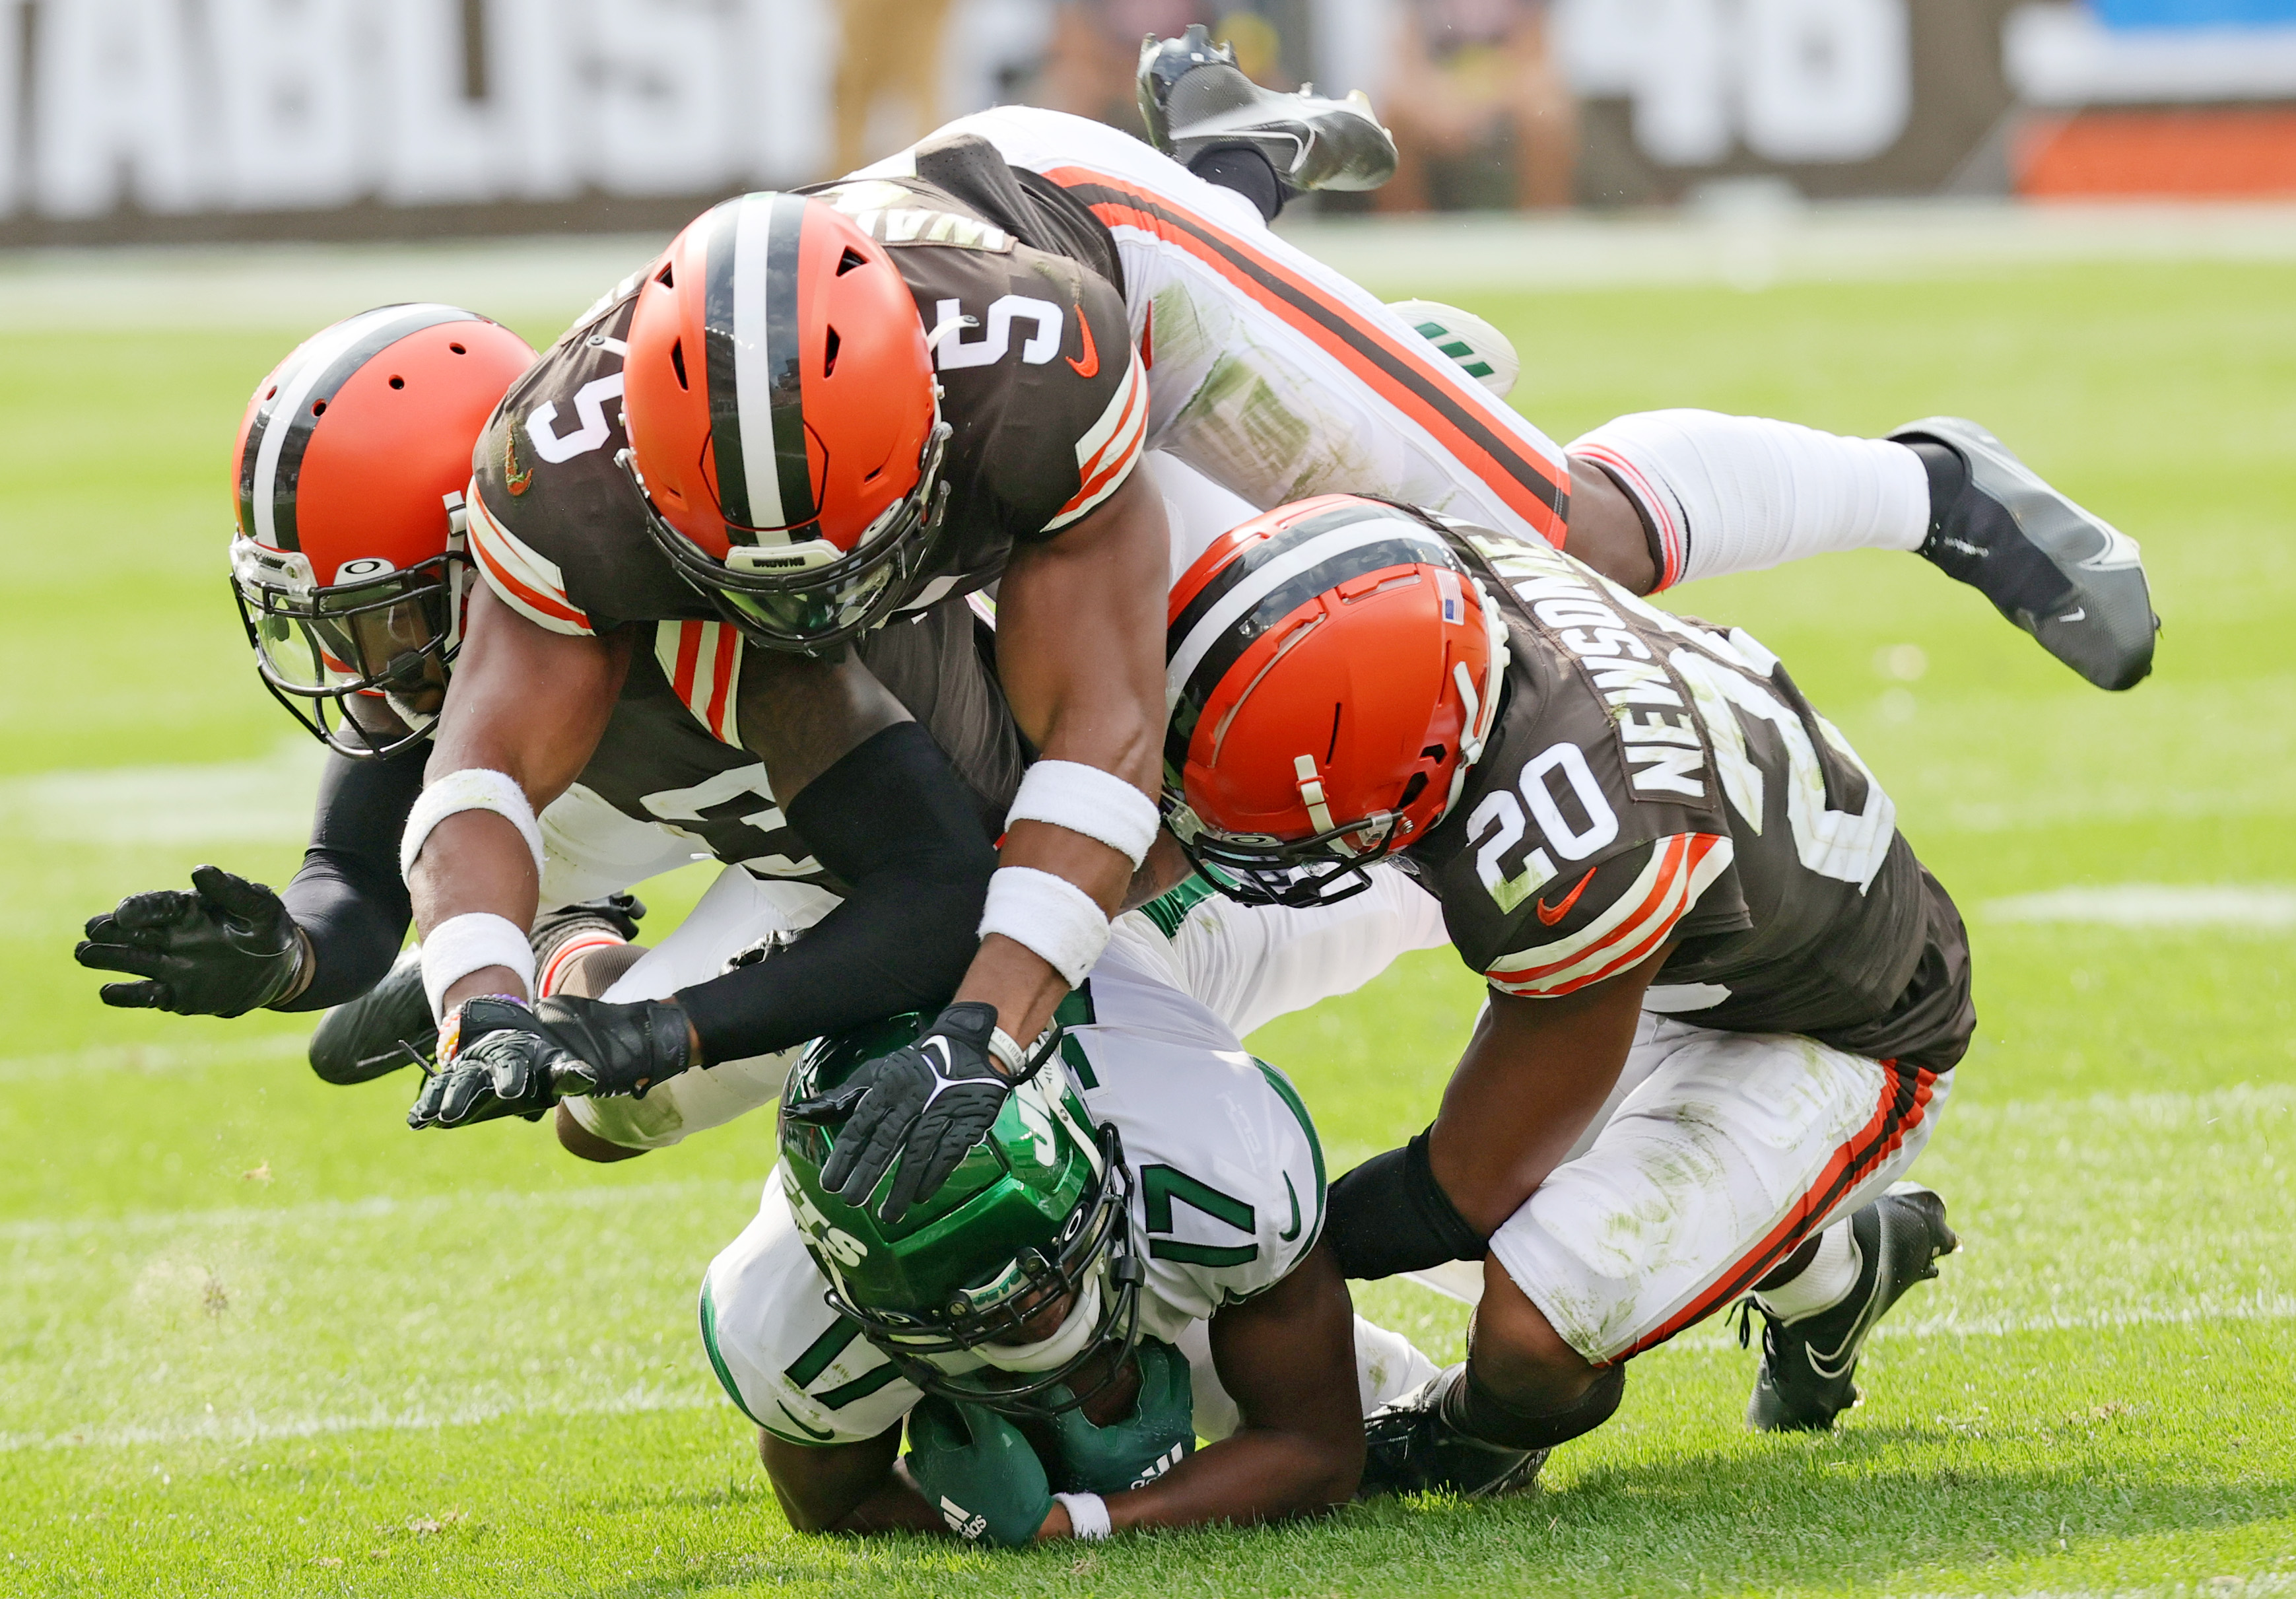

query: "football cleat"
left=1137, top=26, right=1398, bottom=193
left=1891, top=417, right=2158, bottom=692
left=1359, top=1365, right=1549, bottom=1499
left=1741, top=1184, right=1960, bottom=1433
left=306, top=945, right=436, bottom=1085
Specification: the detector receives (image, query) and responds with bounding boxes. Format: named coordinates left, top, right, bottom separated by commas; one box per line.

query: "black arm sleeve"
left=676, top=722, right=998, bottom=1064
left=275, top=743, right=427, bottom=1011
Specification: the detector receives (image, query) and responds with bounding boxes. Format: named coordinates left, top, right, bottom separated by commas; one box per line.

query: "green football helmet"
left=778, top=1011, right=1144, bottom=1413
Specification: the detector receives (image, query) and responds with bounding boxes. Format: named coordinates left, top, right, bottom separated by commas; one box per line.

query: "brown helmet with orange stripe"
left=1161, top=494, right=1509, bottom=908
left=618, top=192, right=951, bottom=655
left=229, top=305, right=538, bottom=757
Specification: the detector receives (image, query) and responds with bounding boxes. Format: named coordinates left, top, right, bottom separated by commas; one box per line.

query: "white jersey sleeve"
left=1111, top=863, right=1449, bottom=1040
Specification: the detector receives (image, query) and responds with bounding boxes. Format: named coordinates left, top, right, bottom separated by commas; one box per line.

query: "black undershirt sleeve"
left=676, top=721, right=999, bottom=1065
left=275, top=743, right=426, bottom=1012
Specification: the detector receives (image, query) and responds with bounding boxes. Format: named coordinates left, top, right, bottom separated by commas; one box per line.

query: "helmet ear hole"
left=836, top=247, right=867, bottom=275
left=656, top=260, right=675, bottom=289
left=1422, top=744, right=1446, bottom=761
left=669, top=339, right=689, bottom=391
left=1399, top=771, right=1429, bottom=809
left=823, top=327, right=840, bottom=377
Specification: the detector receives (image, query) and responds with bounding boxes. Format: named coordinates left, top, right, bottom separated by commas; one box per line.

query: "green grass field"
left=3, top=249, right=2291, bottom=1597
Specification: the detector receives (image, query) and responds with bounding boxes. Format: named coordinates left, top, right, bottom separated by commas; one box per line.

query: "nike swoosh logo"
left=1065, top=304, right=1100, bottom=378
left=776, top=1402, right=836, bottom=1441
left=1279, top=1173, right=1301, bottom=1242
left=2056, top=607, right=2085, bottom=623
left=1536, top=868, right=1597, bottom=926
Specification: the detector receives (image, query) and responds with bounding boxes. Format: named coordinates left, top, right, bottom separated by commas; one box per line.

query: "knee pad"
left=1328, top=1128, right=1488, bottom=1279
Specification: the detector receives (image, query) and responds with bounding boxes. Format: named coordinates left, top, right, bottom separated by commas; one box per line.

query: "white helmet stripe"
left=730, top=193, right=786, bottom=537
left=247, top=303, right=461, bottom=551
left=1164, top=515, right=1452, bottom=713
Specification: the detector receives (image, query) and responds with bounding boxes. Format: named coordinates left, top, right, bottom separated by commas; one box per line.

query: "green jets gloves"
left=1047, top=1336, right=1196, bottom=1495
left=904, top=1397, right=1053, bottom=1548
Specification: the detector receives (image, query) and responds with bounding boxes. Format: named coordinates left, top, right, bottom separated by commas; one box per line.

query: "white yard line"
left=0, top=1174, right=752, bottom=1244
left=1983, top=885, right=2296, bottom=931
left=0, top=1033, right=310, bottom=1086
left=0, top=1384, right=724, bottom=1453
left=0, top=743, right=325, bottom=848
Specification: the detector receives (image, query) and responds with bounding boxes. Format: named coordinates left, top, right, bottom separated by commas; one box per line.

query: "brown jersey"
left=573, top=596, right=1028, bottom=889
left=465, top=135, right=1143, bottom=637
left=1401, top=524, right=1975, bottom=1070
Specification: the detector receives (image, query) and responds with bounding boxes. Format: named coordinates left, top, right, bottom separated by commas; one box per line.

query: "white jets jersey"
left=698, top=932, right=1326, bottom=1448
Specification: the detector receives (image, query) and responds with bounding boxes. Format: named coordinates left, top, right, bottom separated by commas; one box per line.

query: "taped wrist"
left=1444, top=1361, right=1627, bottom=1452
left=400, top=768, right=545, bottom=881
left=1007, top=759, right=1160, bottom=869
left=1326, top=1128, right=1487, bottom=1280
left=421, top=912, right=537, bottom=1023
left=978, top=865, right=1109, bottom=988
left=1053, top=1491, right=1111, bottom=1540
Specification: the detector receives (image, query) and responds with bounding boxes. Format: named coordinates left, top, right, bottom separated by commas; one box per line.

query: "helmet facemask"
left=821, top=1123, right=1147, bottom=1415
left=1160, top=796, right=1401, bottom=910
left=232, top=534, right=469, bottom=759
left=619, top=417, right=953, bottom=656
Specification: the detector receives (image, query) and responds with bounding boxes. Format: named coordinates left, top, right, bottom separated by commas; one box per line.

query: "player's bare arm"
left=1423, top=951, right=1669, bottom=1236
left=410, top=602, right=1013, bottom=1134
left=962, top=467, right=1170, bottom=1046
left=1100, top=1241, right=1367, bottom=1532
left=760, top=1425, right=943, bottom=1536
left=410, top=583, right=632, bottom=1015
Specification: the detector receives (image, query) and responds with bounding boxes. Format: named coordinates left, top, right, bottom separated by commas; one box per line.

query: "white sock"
left=1753, top=1219, right=1860, bottom=1322
left=1569, top=410, right=1930, bottom=589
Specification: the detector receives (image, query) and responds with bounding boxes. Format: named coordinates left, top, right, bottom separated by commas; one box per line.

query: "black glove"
left=787, top=1001, right=1017, bottom=1223
left=75, top=864, right=308, bottom=1017
left=407, top=994, right=694, bottom=1130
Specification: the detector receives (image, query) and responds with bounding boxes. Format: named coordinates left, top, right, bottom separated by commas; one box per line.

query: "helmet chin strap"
left=972, top=1276, right=1106, bottom=1373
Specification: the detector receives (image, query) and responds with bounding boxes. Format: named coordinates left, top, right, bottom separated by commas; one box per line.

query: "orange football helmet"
left=230, top=305, right=537, bottom=757
left=619, top=192, right=948, bottom=652
left=1163, top=495, right=1509, bottom=906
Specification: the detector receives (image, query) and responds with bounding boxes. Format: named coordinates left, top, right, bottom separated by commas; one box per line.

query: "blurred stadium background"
left=5, top=2, right=2295, bottom=1594
left=7, top=0, right=2296, bottom=249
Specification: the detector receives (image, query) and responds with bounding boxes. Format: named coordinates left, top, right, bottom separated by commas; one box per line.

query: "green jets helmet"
left=777, top=1012, right=1144, bottom=1413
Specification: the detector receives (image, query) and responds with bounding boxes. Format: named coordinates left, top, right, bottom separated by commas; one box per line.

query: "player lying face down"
left=1132, top=483, right=2159, bottom=1489
left=703, top=933, right=1453, bottom=1547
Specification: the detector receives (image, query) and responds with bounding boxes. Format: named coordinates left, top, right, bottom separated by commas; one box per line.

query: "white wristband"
left=1008, top=760, right=1161, bottom=869
left=1053, top=1491, right=1110, bottom=1541
left=978, top=866, right=1110, bottom=988
left=420, top=912, right=537, bottom=1023
left=401, top=768, right=547, bottom=881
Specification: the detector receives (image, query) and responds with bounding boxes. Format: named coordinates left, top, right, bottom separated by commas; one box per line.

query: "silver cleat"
left=1137, top=25, right=1398, bottom=193
left=1893, top=417, right=2159, bottom=691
